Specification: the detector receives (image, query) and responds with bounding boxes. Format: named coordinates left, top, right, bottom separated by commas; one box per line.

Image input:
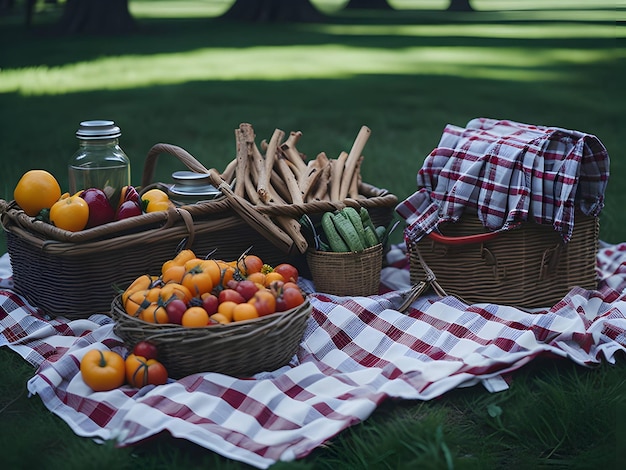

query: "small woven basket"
left=306, top=243, right=383, bottom=296
left=1, top=143, right=396, bottom=319
left=111, top=295, right=312, bottom=379
left=409, top=211, right=599, bottom=308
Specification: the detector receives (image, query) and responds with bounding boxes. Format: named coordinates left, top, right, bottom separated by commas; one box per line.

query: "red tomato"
left=165, top=298, right=188, bottom=324
left=273, top=263, right=299, bottom=283
left=201, top=293, right=219, bottom=315
left=282, top=286, right=305, bottom=310
left=249, top=289, right=276, bottom=316
left=219, top=288, right=246, bottom=304
left=132, top=341, right=159, bottom=361
left=125, top=353, right=168, bottom=388
left=235, top=279, right=259, bottom=301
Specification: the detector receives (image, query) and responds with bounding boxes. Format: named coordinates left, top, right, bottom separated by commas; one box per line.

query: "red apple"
left=115, top=200, right=142, bottom=221
left=80, top=188, right=115, bottom=228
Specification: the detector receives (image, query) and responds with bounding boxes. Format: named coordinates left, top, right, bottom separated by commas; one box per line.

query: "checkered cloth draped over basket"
left=396, top=118, right=610, bottom=244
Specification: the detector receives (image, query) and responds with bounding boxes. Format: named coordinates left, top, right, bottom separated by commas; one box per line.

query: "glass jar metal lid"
left=76, top=120, right=121, bottom=140
left=168, top=171, right=221, bottom=203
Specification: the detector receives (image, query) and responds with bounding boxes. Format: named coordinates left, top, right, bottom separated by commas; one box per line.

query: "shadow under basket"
left=409, top=212, right=599, bottom=309
left=306, top=243, right=383, bottom=297
left=111, top=295, right=312, bottom=379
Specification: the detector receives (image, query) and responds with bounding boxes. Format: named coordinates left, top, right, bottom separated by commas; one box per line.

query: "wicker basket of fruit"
left=0, top=123, right=396, bottom=319
left=111, top=249, right=312, bottom=379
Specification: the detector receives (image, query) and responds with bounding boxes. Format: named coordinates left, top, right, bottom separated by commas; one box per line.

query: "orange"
left=246, top=272, right=266, bottom=286
left=210, top=313, right=230, bottom=324
left=181, top=306, right=210, bottom=328
left=232, top=302, right=259, bottom=322
left=14, top=169, right=62, bottom=217
left=264, top=272, right=285, bottom=287
left=216, top=301, right=237, bottom=322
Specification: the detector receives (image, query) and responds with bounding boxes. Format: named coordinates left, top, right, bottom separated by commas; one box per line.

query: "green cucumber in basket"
left=321, top=212, right=349, bottom=252
left=331, top=212, right=364, bottom=252
left=340, top=207, right=367, bottom=248
left=363, top=225, right=380, bottom=248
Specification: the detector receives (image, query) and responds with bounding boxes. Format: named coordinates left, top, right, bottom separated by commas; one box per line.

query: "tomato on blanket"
left=125, top=353, right=168, bottom=387
left=80, top=349, right=126, bottom=392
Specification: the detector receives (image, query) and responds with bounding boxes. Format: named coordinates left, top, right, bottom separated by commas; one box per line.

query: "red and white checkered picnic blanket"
left=1, top=243, right=626, bottom=469
left=396, top=118, right=610, bottom=244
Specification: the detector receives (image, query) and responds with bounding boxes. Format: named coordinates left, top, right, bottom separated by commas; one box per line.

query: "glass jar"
left=167, top=171, right=221, bottom=205
left=68, top=120, right=131, bottom=197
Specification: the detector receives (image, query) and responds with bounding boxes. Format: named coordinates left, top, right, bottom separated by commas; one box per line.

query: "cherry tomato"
left=125, top=353, right=168, bottom=387
left=165, top=298, right=188, bottom=324
left=273, top=263, right=299, bottom=283
left=249, top=289, right=276, bottom=316
left=219, top=288, right=246, bottom=304
left=235, top=280, right=259, bottom=301
left=132, top=341, right=159, bottom=361
left=80, top=349, right=126, bottom=392
left=282, top=286, right=305, bottom=310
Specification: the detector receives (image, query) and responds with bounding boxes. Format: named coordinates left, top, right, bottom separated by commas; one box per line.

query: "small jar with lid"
left=167, top=171, right=221, bottom=205
left=68, top=120, right=131, bottom=197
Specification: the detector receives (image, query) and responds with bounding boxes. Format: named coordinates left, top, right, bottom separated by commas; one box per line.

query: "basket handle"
left=141, top=143, right=211, bottom=188
left=427, top=230, right=500, bottom=246
left=206, top=169, right=298, bottom=254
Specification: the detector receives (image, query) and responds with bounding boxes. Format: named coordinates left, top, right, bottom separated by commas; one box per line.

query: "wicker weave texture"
left=111, top=296, right=312, bottom=379
left=306, top=244, right=383, bottom=296
left=409, top=213, right=599, bottom=308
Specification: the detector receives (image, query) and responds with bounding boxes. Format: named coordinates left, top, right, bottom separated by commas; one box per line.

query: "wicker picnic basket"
left=111, top=294, right=312, bottom=379
left=402, top=118, right=608, bottom=309
left=409, top=210, right=599, bottom=308
left=306, top=243, right=383, bottom=296
left=1, top=143, right=397, bottom=319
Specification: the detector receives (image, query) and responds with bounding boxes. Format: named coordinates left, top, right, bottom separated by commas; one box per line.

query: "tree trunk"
left=344, top=0, right=393, bottom=9
left=58, top=0, right=136, bottom=35
left=447, top=0, right=474, bottom=12
left=221, top=0, right=326, bottom=23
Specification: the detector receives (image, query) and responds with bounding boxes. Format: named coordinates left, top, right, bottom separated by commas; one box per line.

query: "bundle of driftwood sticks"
left=217, top=123, right=372, bottom=254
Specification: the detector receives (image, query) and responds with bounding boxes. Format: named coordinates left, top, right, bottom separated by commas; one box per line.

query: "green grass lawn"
left=0, top=1, right=624, bottom=468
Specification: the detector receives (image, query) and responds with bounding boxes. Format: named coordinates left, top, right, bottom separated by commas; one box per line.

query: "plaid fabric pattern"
left=2, top=243, right=626, bottom=469
left=396, top=118, right=610, bottom=244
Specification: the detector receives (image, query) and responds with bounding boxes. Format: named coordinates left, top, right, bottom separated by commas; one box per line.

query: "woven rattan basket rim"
left=111, top=295, right=312, bottom=343
left=0, top=181, right=395, bottom=245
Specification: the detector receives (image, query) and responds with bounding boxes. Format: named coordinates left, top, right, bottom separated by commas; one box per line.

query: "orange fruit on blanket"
left=14, top=169, right=62, bottom=217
